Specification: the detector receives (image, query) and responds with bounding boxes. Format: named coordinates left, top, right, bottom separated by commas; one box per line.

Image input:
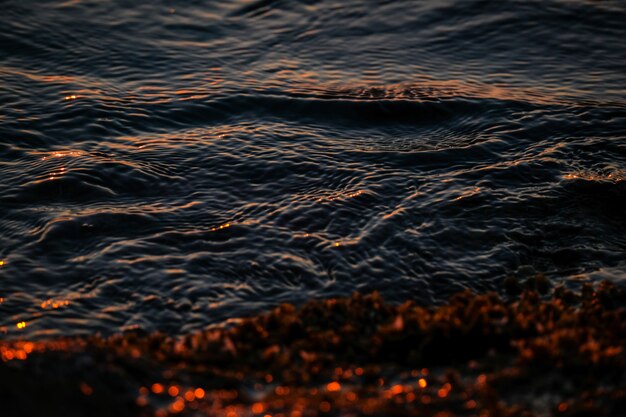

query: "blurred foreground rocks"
left=1, top=280, right=625, bottom=417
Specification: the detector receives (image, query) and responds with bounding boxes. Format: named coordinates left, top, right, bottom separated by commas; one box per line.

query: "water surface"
left=1, top=0, right=625, bottom=338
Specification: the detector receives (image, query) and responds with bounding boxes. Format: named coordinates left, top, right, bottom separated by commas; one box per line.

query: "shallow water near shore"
left=1, top=0, right=625, bottom=338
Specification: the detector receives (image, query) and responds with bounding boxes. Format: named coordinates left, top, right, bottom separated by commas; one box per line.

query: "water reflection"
left=0, top=0, right=624, bottom=338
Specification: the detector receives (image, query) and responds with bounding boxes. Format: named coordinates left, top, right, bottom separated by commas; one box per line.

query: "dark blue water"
left=1, top=0, right=625, bottom=338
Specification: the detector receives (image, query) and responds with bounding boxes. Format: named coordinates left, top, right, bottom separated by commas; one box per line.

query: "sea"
left=0, top=0, right=624, bottom=338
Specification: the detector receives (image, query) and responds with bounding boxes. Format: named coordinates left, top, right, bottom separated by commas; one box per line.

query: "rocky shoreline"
left=1, top=279, right=625, bottom=417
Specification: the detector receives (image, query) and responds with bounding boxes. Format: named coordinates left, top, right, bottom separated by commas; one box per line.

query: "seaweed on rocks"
left=1, top=281, right=625, bottom=417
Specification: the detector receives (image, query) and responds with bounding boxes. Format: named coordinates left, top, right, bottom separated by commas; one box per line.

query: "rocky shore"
left=1, top=279, right=625, bottom=417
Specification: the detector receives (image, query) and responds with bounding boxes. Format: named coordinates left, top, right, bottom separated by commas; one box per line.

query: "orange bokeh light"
left=326, top=381, right=341, bottom=392
left=251, top=402, right=265, bottom=413
left=194, top=387, right=205, bottom=399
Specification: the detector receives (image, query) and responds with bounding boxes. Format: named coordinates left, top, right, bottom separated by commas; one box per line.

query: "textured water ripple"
left=0, top=0, right=625, bottom=338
